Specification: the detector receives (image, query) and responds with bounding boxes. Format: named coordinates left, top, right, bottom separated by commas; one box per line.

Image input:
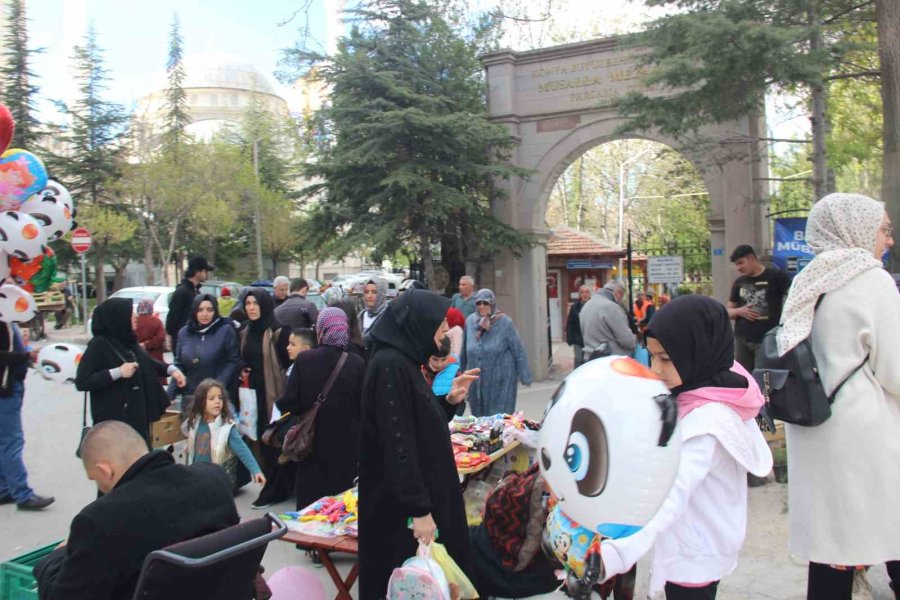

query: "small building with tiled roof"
left=545, top=227, right=646, bottom=340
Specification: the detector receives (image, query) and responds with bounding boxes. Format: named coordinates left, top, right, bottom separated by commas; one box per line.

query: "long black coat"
left=276, top=345, right=365, bottom=509
left=75, top=337, right=171, bottom=443
left=34, top=451, right=239, bottom=600
left=358, top=290, right=476, bottom=599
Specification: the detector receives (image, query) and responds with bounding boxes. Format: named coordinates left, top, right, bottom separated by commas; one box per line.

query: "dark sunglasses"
left=475, top=301, right=491, bottom=306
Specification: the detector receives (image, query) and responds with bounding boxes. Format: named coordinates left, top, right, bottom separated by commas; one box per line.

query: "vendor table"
left=279, top=530, right=359, bottom=600
left=277, top=440, right=524, bottom=599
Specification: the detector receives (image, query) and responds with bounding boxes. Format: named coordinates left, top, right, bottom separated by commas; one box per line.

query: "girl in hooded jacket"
left=600, top=295, right=772, bottom=600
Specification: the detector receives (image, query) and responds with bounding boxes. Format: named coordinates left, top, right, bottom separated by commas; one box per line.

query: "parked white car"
left=87, top=286, right=175, bottom=334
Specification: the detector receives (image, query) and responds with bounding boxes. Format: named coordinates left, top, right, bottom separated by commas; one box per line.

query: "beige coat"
left=786, top=267, right=900, bottom=565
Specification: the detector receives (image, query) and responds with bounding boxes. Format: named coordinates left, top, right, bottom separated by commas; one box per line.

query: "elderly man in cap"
left=34, top=421, right=239, bottom=600
left=165, top=256, right=213, bottom=356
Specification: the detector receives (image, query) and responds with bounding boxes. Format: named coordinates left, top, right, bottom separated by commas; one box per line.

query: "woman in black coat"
left=276, top=306, right=366, bottom=510
left=239, top=287, right=292, bottom=507
left=76, top=298, right=186, bottom=444
left=358, top=289, right=479, bottom=599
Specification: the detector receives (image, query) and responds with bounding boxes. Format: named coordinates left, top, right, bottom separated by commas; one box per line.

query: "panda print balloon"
left=19, top=181, right=75, bottom=242
left=539, top=356, right=682, bottom=540
left=0, top=211, right=46, bottom=260
left=37, top=343, right=84, bottom=383
left=0, top=283, right=37, bottom=322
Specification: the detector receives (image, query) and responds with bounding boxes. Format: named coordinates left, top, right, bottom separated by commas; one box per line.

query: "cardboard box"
left=151, top=410, right=185, bottom=448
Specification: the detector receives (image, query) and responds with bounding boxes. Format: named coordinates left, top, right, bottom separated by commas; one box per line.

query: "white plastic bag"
left=237, top=387, right=258, bottom=441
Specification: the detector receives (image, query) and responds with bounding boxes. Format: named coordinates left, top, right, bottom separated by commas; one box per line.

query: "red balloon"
left=0, top=105, right=14, bottom=155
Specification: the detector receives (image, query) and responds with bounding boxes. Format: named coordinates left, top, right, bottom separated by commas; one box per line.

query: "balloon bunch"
left=0, top=104, right=75, bottom=322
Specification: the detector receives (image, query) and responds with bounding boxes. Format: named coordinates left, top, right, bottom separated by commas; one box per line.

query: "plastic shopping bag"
left=431, top=542, right=479, bottom=599
left=237, top=386, right=258, bottom=441
left=388, top=542, right=452, bottom=600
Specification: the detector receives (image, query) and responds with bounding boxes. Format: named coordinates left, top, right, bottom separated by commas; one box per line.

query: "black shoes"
left=17, top=494, right=55, bottom=511
left=0, top=495, right=13, bottom=505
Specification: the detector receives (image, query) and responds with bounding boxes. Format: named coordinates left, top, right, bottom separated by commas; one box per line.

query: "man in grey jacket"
left=579, top=280, right=636, bottom=362
left=273, top=278, right=319, bottom=330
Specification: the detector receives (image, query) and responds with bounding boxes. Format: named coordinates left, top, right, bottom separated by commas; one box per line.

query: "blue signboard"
left=566, top=259, right=614, bottom=270
left=773, top=217, right=813, bottom=275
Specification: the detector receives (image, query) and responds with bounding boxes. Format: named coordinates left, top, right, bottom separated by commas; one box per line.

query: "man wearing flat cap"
left=165, top=256, right=213, bottom=356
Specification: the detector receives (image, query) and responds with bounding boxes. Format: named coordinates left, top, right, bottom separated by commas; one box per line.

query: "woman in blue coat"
left=169, top=293, right=242, bottom=407
left=463, top=288, right=533, bottom=416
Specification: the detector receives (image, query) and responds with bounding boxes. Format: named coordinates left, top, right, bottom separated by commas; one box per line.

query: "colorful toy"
left=0, top=149, right=48, bottom=210
left=387, top=543, right=452, bottom=600
left=539, top=356, right=681, bottom=540
left=542, top=504, right=601, bottom=578
left=10, top=247, right=58, bottom=292
left=0, top=210, right=46, bottom=260
left=19, top=181, right=75, bottom=241
left=0, top=282, right=37, bottom=322
left=37, top=343, right=84, bottom=383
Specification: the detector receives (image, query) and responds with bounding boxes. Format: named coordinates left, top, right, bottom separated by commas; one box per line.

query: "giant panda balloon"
left=0, top=210, right=46, bottom=260
left=37, top=343, right=84, bottom=383
left=0, top=283, right=36, bottom=322
left=19, top=181, right=75, bottom=242
left=539, top=356, right=681, bottom=540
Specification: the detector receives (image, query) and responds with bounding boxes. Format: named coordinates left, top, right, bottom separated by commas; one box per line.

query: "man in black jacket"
left=165, top=256, right=213, bottom=356
left=565, top=285, right=591, bottom=369
left=0, top=321, right=54, bottom=510
left=273, top=277, right=319, bottom=330
left=34, top=421, right=239, bottom=600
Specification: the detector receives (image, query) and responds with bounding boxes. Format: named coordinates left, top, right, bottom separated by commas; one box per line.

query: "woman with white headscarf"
left=777, top=193, right=899, bottom=599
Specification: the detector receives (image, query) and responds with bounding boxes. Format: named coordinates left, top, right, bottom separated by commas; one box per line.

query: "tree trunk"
left=421, top=233, right=435, bottom=291
left=877, top=0, right=900, bottom=271
left=556, top=179, right=569, bottom=227
left=808, top=1, right=829, bottom=201
left=112, top=261, right=127, bottom=292
left=142, top=227, right=155, bottom=285
left=94, top=246, right=107, bottom=304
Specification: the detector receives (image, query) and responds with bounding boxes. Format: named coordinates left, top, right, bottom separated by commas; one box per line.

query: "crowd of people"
left=0, top=192, right=895, bottom=600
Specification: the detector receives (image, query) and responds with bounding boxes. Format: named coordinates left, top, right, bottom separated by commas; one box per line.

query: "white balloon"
left=539, top=355, right=682, bottom=539
left=37, top=343, right=85, bottom=383
left=20, top=181, right=75, bottom=242
left=0, top=211, right=47, bottom=260
left=0, top=283, right=37, bottom=322
left=0, top=250, right=9, bottom=284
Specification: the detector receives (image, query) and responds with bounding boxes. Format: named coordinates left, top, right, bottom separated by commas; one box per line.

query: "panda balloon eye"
left=565, top=431, right=590, bottom=480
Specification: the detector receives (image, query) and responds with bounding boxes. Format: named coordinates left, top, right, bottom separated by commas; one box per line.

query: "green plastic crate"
left=0, top=541, right=62, bottom=600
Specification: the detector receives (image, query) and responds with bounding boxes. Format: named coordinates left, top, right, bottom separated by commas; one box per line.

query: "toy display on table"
left=539, top=356, right=681, bottom=541
left=450, top=412, right=540, bottom=471
left=0, top=104, right=76, bottom=322
left=280, top=487, right=358, bottom=538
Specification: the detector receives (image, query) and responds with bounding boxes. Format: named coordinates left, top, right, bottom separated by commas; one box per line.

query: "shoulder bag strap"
left=317, top=352, right=349, bottom=404
left=811, top=294, right=870, bottom=401
left=82, top=391, right=88, bottom=427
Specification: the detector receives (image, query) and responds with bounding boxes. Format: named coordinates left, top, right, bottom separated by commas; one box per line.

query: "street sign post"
left=70, top=227, right=92, bottom=335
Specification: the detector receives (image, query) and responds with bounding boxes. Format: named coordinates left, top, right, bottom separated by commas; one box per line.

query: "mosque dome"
left=180, top=54, right=279, bottom=96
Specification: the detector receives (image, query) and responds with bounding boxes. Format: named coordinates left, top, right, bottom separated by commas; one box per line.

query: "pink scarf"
left=676, top=361, right=764, bottom=421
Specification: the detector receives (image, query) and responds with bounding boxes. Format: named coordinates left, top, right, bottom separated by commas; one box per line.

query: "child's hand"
left=253, top=473, right=267, bottom=486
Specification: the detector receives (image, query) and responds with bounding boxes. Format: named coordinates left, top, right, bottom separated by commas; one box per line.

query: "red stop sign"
left=71, top=227, right=92, bottom=254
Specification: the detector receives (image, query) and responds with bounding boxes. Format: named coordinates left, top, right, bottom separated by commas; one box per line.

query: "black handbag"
left=76, top=391, right=90, bottom=458
left=753, top=297, right=868, bottom=426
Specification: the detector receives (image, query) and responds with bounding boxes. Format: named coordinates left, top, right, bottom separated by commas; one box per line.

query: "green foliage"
left=0, top=0, right=42, bottom=149
left=162, top=13, right=191, bottom=151
left=282, top=0, right=532, bottom=269
left=52, top=25, right=129, bottom=205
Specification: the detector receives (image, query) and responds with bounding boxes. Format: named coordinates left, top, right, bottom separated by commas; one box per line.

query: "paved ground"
left=0, top=329, right=892, bottom=598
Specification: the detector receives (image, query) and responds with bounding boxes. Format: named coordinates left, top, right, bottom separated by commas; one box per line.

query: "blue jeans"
left=0, top=382, right=33, bottom=503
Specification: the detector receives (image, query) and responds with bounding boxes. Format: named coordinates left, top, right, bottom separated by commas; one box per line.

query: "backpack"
left=482, top=462, right=549, bottom=572
left=387, top=543, right=451, bottom=600
left=753, top=296, right=868, bottom=427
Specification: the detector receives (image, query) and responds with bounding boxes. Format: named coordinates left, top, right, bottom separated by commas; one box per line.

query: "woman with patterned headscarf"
left=462, top=288, right=533, bottom=416
left=133, top=298, right=165, bottom=364
left=777, top=193, right=900, bottom=599
left=276, top=307, right=366, bottom=509
left=359, top=277, right=389, bottom=334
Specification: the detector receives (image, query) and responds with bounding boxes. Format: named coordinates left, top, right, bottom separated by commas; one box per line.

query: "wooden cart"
left=26, top=290, right=67, bottom=340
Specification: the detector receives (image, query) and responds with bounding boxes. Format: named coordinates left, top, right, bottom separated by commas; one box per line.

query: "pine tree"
left=0, top=0, right=42, bottom=149
left=283, top=0, right=531, bottom=288
left=53, top=24, right=132, bottom=301
left=162, top=13, right=190, bottom=151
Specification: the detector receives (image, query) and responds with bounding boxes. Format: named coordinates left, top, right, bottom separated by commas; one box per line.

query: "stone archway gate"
left=480, top=38, right=770, bottom=380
